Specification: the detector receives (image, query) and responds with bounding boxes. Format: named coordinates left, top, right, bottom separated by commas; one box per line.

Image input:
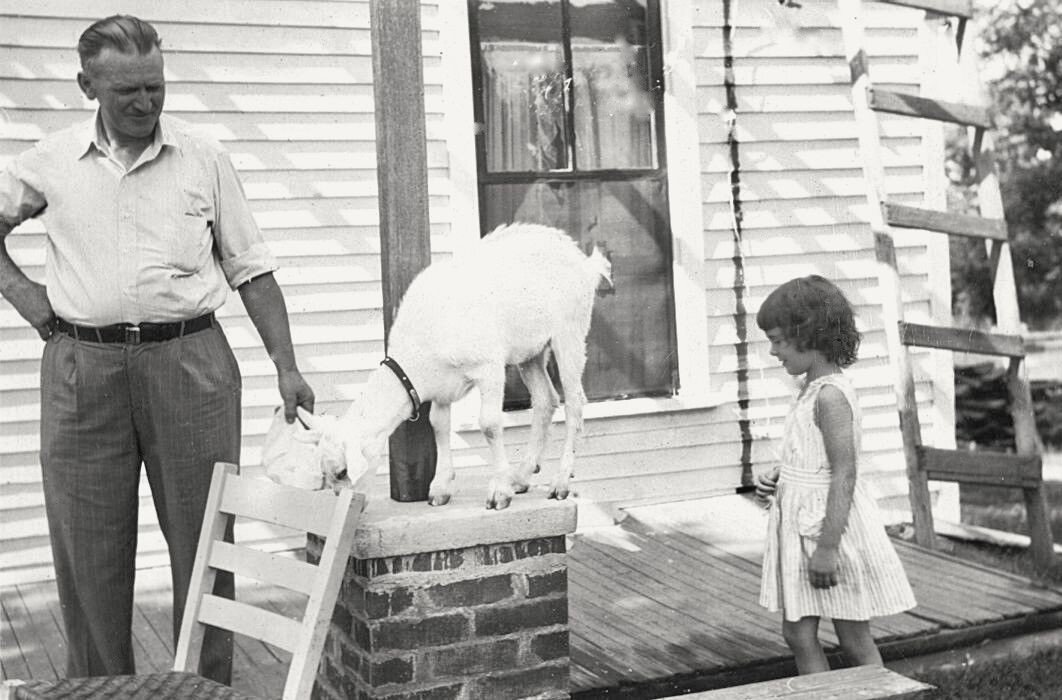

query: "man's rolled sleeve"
left=1, top=152, right=47, bottom=230
left=212, top=150, right=278, bottom=289
left=220, top=243, right=278, bottom=289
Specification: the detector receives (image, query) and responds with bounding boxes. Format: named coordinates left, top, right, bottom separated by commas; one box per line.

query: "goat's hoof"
left=548, top=487, right=570, bottom=500
left=513, top=482, right=530, bottom=494
left=486, top=494, right=512, bottom=510
left=429, top=494, right=451, bottom=506
left=533, top=463, right=541, bottom=474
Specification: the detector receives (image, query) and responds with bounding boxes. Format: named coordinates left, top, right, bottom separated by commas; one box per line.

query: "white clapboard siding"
left=692, top=0, right=943, bottom=513
left=0, top=0, right=454, bottom=585
left=1, top=0, right=946, bottom=583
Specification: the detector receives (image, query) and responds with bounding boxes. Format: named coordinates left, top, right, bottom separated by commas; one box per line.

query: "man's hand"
left=808, top=544, right=840, bottom=589
left=278, top=367, right=315, bottom=423
left=7, top=278, right=55, bottom=340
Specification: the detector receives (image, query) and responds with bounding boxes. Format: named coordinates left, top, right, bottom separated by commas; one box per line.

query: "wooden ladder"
left=838, top=0, right=1054, bottom=570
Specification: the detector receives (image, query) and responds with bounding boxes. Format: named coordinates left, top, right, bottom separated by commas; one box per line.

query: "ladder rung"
left=875, top=0, right=974, bottom=19
left=919, top=447, right=1042, bottom=488
left=868, top=89, right=991, bottom=129
left=883, top=203, right=1008, bottom=241
left=900, top=322, right=1025, bottom=357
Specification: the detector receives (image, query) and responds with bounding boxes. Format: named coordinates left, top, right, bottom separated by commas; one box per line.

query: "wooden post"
left=370, top=0, right=436, bottom=501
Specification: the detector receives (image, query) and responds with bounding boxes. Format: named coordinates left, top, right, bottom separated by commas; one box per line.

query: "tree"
left=948, top=0, right=1062, bottom=330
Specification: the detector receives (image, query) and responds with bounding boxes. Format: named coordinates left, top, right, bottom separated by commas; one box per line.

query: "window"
left=468, top=0, right=678, bottom=407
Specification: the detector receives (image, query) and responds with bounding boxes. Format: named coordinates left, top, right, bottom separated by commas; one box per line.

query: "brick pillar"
left=308, top=493, right=577, bottom=700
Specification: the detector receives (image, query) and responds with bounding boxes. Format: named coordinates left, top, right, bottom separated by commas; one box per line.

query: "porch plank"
left=7, top=494, right=1062, bottom=698
left=570, top=573, right=711, bottom=675
left=612, top=508, right=840, bottom=650
left=12, top=585, right=68, bottom=679
left=576, top=527, right=788, bottom=649
left=894, top=540, right=1061, bottom=609
left=576, top=534, right=787, bottom=664
left=1, top=595, right=32, bottom=681
left=131, top=602, right=173, bottom=672
left=3, top=586, right=61, bottom=681
left=566, top=585, right=679, bottom=680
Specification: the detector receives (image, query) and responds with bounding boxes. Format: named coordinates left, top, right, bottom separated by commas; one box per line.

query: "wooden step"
left=919, top=446, right=1042, bottom=488
left=883, top=202, right=1008, bottom=241
left=875, top=0, right=973, bottom=18
left=669, top=665, right=933, bottom=699
left=900, top=322, right=1025, bottom=357
left=868, top=88, right=991, bottom=128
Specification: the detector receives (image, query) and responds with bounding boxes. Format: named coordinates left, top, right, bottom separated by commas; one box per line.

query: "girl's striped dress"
left=759, top=373, right=917, bottom=621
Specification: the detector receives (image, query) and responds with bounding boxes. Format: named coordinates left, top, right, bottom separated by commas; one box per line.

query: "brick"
left=323, top=656, right=343, bottom=690
left=469, top=661, right=569, bottom=699
left=474, top=597, right=567, bottom=637
left=475, top=537, right=566, bottom=566
left=425, top=638, right=519, bottom=678
left=341, top=582, right=367, bottom=616
left=374, top=613, right=470, bottom=650
left=530, top=630, right=569, bottom=661
left=332, top=601, right=353, bottom=636
left=524, top=537, right=566, bottom=557
left=376, top=682, right=464, bottom=700
left=311, top=680, right=339, bottom=700
left=341, top=676, right=362, bottom=700
left=357, top=549, right=469, bottom=579
left=424, top=575, right=513, bottom=609
left=354, top=619, right=372, bottom=648
left=363, top=587, right=415, bottom=619
left=339, top=639, right=363, bottom=674
left=364, top=655, right=415, bottom=687
left=526, top=569, right=567, bottom=598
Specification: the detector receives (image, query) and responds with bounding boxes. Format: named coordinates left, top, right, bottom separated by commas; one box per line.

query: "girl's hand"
left=808, top=544, right=839, bottom=588
left=754, top=466, right=780, bottom=505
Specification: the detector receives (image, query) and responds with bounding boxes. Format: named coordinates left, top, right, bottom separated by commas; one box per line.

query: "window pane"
left=570, top=0, right=656, bottom=170
left=475, top=0, right=569, bottom=172
left=483, top=179, right=677, bottom=403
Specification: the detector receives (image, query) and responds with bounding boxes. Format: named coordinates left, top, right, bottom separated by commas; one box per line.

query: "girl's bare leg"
left=782, top=617, right=829, bottom=674
left=833, top=618, right=882, bottom=667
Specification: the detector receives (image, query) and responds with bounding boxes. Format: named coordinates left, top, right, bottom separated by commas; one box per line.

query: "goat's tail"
left=586, top=246, right=614, bottom=290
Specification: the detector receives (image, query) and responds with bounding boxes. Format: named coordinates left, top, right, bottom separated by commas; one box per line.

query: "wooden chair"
left=175, top=461, right=364, bottom=699
left=4, top=462, right=364, bottom=700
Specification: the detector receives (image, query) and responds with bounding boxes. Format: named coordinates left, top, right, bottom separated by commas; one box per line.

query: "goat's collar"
left=381, top=356, right=421, bottom=422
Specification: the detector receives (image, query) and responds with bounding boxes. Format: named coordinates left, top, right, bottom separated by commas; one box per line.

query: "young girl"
left=754, top=275, right=916, bottom=674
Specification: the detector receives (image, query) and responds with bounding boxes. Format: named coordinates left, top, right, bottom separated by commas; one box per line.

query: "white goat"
left=307, top=223, right=611, bottom=509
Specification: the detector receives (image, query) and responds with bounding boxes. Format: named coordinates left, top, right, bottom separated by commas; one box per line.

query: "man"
left=0, top=15, right=314, bottom=682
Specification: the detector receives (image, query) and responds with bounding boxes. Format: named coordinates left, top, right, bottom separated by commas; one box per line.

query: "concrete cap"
left=353, top=491, right=578, bottom=559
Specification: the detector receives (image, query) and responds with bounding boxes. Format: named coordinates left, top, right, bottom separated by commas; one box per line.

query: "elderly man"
left=0, top=15, right=314, bottom=682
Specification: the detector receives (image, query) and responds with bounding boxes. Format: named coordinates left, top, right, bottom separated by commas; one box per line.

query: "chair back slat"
left=218, top=473, right=337, bottom=536
left=197, top=594, right=302, bottom=653
left=208, top=541, right=316, bottom=595
left=285, top=489, right=364, bottom=700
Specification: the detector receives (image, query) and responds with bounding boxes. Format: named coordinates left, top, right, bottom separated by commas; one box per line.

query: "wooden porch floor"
left=4, top=495, right=1062, bottom=698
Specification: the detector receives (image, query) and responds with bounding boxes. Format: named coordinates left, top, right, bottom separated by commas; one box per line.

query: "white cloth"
left=262, top=408, right=329, bottom=490
left=759, top=373, right=917, bottom=621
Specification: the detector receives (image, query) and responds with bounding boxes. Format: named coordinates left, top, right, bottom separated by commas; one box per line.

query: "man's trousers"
left=39, top=322, right=240, bottom=682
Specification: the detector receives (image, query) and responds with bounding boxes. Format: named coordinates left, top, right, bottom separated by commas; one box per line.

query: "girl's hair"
left=78, top=15, right=162, bottom=69
left=756, top=275, right=861, bottom=367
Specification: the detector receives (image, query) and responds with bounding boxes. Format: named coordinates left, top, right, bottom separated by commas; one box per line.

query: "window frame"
left=438, top=0, right=717, bottom=430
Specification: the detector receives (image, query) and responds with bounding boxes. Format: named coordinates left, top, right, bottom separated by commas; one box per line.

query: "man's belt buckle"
left=124, top=325, right=141, bottom=344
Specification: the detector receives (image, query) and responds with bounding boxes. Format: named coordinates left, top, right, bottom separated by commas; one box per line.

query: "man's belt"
left=55, top=313, right=215, bottom=344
